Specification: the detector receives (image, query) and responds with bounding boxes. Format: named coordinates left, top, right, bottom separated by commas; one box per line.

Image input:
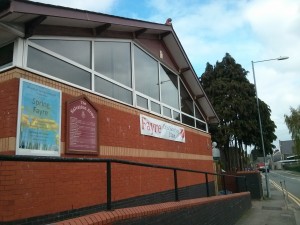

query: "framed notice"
left=16, top=79, right=62, bottom=156
left=66, top=95, right=99, bottom=155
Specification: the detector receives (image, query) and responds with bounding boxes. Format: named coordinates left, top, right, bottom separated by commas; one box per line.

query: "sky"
left=31, top=0, right=300, bottom=150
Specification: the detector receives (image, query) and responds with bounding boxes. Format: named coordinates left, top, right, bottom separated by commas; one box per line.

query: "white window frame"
left=19, top=36, right=208, bottom=132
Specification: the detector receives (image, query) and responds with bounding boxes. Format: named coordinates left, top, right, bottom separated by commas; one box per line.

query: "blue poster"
left=16, top=79, right=61, bottom=156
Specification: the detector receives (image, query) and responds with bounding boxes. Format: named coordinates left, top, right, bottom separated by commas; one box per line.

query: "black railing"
left=0, top=155, right=247, bottom=211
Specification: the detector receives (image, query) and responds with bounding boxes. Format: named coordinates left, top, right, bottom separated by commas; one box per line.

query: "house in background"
left=279, top=140, right=294, bottom=159
left=0, top=0, right=220, bottom=224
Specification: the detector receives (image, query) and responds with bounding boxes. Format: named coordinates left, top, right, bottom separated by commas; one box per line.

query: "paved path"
left=235, top=173, right=300, bottom=225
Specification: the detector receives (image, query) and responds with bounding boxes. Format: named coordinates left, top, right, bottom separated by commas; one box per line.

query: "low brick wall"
left=237, top=171, right=263, bottom=199
left=223, top=171, right=263, bottom=199
left=55, top=192, right=251, bottom=225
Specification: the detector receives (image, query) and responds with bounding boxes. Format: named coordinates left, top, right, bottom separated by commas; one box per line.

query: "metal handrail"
left=0, top=155, right=247, bottom=210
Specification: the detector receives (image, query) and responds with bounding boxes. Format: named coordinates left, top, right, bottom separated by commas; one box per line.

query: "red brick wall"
left=0, top=159, right=214, bottom=222
left=0, top=69, right=214, bottom=222
left=55, top=193, right=251, bottom=225
left=61, top=93, right=211, bottom=156
left=0, top=160, right=106, bottom=222
left=0, top=78, right=19, bottom=138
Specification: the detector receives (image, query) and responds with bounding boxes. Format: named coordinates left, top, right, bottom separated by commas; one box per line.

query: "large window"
left=94, top=76, right=132, bottom=105
left=27, top=46, right=91, bottom=89
left=180, top=81, right=194, bottom=116
left=160, top=65, right=179, bottom=109
left=0, top=42, right=14, bottom=70
left=95, top=42, right=131, bottom=87
left=31, top=39, right=91, bottom=68
left=25, top=38, right=208, bottom=132
left=134, top=45, right=159, bottom=100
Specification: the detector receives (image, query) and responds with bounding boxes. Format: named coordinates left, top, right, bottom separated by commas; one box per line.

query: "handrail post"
left=106, top=161, right=112, bottom=210
left=244, top=176, right=248, bottom=192
left=235, top=177, right=239, bottom=193
left=173, top=169, right=179, bottom=201
left=222, top=175, right=226, bottom=195
left=205, top=173, right=209, bottom=197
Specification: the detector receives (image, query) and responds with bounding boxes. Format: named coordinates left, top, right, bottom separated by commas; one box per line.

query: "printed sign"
left=16, top=79, right=61, bottom=156
left=140, top=114, right=185, bottom=142
left=66, top=96, right=98, bottom=155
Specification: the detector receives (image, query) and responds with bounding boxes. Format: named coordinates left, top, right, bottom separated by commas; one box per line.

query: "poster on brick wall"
left=140, top=114, right=185, bottom=142
left=16, top=79, right=61, bottom=156
left=66, top=95, right=98, bottom=155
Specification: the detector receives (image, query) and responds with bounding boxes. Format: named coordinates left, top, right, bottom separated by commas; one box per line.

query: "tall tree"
left=258, top=99, right=277, bottom=153
left=200, top=53, right=277, bottom=170
left=284, top=106, right=300, bottom=156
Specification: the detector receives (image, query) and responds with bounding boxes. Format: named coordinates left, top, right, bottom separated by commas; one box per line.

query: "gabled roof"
left=0, top=0, right=219, bottom=124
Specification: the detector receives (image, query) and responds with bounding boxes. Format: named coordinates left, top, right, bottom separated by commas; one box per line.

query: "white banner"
left=140, top=114, right=185, bottom=142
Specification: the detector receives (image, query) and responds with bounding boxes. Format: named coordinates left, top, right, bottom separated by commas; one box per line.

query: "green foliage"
left=283, top=163, right=300, bottom=172
left=284, top=106, right=300, bottom=156
left=258, top=100, right=277, bottom=153
left=200, top=53, right=277, bottom=170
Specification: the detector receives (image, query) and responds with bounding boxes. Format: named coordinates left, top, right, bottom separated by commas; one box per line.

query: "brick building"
left=0, top=0, right=219, bottom=223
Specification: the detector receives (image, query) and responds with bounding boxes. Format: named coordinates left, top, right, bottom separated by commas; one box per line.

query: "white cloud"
left=147, top=0, right=300, bottom=148
left=243, top=0, right=300, bottom=147
left=30, top=0, right=300, bottom=148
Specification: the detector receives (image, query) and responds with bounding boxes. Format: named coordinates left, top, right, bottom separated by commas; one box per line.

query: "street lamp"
left=251, top=56, right=289, bottom=198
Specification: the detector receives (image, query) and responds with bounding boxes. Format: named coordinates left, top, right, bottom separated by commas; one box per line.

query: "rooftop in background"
left=279, top=140, right=294, bottom=155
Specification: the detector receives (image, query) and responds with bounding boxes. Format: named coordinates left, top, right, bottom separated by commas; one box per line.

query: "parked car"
left=256, top=162, right=269, bottom=173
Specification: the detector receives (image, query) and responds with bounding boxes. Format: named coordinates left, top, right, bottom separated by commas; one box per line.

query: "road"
left=268, top=170, right=300, bottom=207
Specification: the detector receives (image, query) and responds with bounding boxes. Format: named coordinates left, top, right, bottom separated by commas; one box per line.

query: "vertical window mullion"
left=131, top=42, right=136, bottom=107
left=193, top=102, right=196, bottom=127
left=158, top=62, right=162, bottom=114
left=177, top=75, right=181, bottom=120
left=14, top=38, right=24, bottom=68
left=91, top=40, right=95, bottom=91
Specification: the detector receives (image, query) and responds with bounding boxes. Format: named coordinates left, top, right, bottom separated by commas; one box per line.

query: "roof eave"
left=0, top=0, right=219, bottom=124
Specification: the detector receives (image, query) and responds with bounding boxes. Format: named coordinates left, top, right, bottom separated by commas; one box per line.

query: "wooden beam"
left=25, top=15, right=47, bottom=38
left=208, top=116, right=217, bottom=120
left=180, top=67, right=190, bottom=74
left=194, top=94, right=205, bottom=100
left=160, top=31, right=171, bottom=39
left=93, top=23, right=111, bottom=36
left=134, top=28, right=147, bottom=38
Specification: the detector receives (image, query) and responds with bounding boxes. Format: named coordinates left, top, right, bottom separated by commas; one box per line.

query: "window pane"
left=160, top=66, right=179, bottom=109
left=180, top=82, right=194, bottom=116
left=196, top=120, right=207, bottom=131
left=95, top=76, right=132, bottom=105
left=151, top=101, right=160, bottom=114
left=31, top=39, right=91, bottom=68
left=173, top=111, right=180, bottom=121
left=163, top=106, right=172, bottom=118
left=137, top=95, right=148, bottom=109
left=95, top=42, right=131, bottom=87
left=195, top=107, right=204, bottom=120
left=134, top=46, right=159, bottom=100
left=182, top=114, right=194, bottom=127
left=0, top=42, right=13, bottom=69
left=27, top=47, right=91, bottom=89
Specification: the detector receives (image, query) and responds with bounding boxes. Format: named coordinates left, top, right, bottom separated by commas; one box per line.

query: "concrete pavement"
left=235, top=174, right=300, bottom=225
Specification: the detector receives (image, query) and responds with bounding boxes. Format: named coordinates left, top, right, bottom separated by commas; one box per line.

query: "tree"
left=284, top=106, right=300, bottom=156
left=258, top=99, right=277, bottom=153
left=200, top=53, right=277, bottom=170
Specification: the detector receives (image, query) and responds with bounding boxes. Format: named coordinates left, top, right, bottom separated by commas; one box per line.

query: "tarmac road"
left=269, top=170, right=300, bottom=207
